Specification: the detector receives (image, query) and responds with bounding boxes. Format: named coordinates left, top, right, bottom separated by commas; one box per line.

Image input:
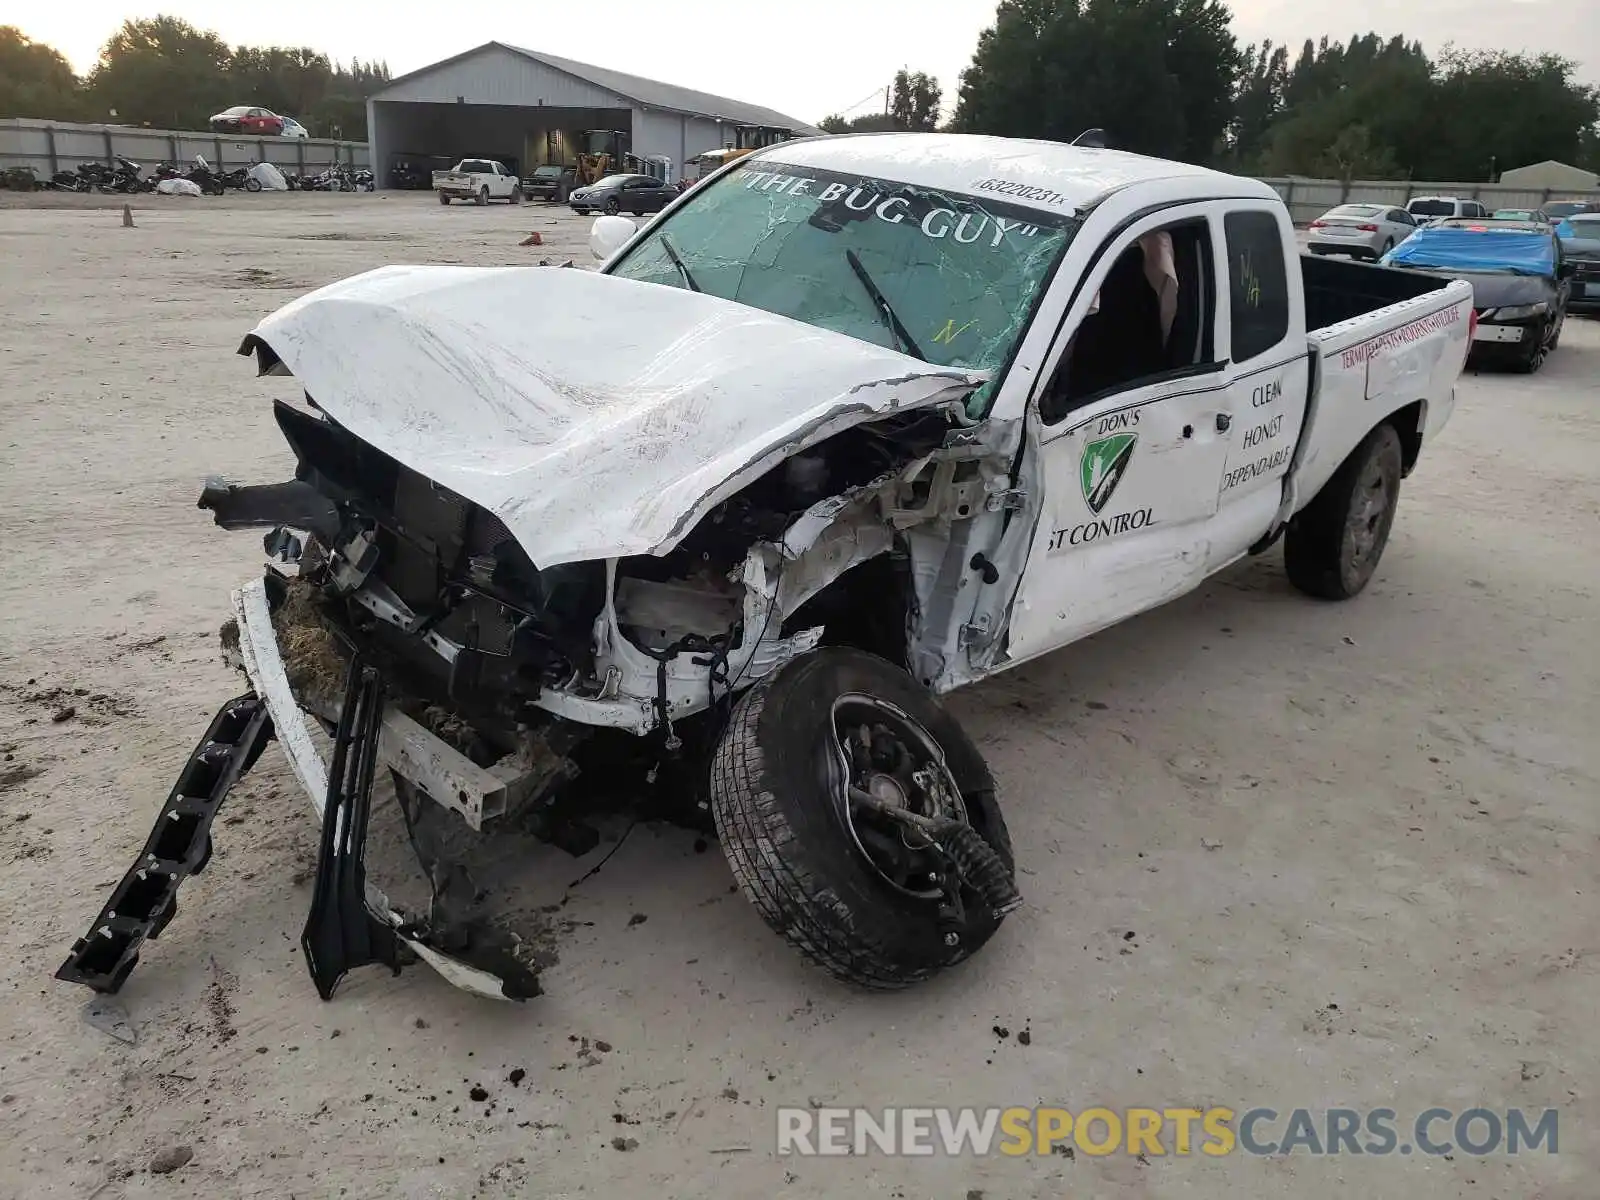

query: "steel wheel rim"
left=1343, top=457, right=1391, bottom=568
left=826, top=693, right=969, bottom=898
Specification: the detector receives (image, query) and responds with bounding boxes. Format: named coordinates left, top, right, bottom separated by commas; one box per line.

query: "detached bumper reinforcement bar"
left=55, top=694, right=274, bottom=994
left=301, top=659, right=403, bottom=999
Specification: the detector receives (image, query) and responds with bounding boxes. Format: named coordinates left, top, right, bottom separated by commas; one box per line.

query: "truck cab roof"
left=749, top=132, right=1277, bottom=215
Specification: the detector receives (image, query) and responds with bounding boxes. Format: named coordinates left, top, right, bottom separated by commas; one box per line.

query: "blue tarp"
left=1382, top=226, right=1556, bottom=276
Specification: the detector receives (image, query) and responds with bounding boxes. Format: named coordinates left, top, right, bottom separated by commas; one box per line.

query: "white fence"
left=1262, top=176, right=1600, bottom=225
left=0, top=118, right=370, bottom=180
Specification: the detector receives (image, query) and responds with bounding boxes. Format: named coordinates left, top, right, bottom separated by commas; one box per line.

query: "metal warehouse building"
left=367, top=42, right=819, bottom=188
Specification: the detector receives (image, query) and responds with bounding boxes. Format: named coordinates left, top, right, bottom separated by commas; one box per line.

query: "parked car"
left=1384, top=217, right=1570, bottom=371
left=1490, top=208, right=1551, bottom=225
left=434, top=159, right=521, bottom=205
left=569, top=172, right=677, bottom=215
left=1405, top=196, right=1488, bottom=226
left=209, top=106, right=287, bottom=136
left=69, top=133, right=1476, bottom=1007
left=1546, top=200, right=1599, bottom=221
left=1307, top=203, right=1417, bottom=260
left=1556, top=212, right=1600, bottom=314
left=522, top=164, right=565, bottom=200
left=279, top=117, right=310, bottom=139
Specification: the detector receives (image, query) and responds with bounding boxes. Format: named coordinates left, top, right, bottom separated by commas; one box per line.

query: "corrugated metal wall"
left=1264, top=177, right=1600, bottom=225
left=631, top=110, right=728, bottom=177
left=0, top=118, right=366, bottom=178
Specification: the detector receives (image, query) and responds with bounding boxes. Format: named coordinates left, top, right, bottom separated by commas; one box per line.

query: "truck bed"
left=1302, top=253, right=1454, bottom=330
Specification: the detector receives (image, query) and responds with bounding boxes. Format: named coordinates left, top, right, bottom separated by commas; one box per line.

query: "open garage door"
left=372, top=100, right=632, bottom=189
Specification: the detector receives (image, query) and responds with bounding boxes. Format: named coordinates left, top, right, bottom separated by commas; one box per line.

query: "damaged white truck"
left=59, top=134, right=1472, bottom=1002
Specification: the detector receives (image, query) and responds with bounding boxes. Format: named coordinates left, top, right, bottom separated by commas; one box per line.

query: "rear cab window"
left=1223, top=209, right=1290, bottom=362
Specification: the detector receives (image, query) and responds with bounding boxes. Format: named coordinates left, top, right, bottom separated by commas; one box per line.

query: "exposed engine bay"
left=197, top=391, right=1017, bottom=834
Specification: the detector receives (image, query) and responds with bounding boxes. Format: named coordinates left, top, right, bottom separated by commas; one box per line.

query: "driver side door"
left=1004, top=203, right=1237, bottom=666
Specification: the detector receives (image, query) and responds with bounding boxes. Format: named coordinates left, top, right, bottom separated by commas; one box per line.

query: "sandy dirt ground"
left=0, top=191, right=1596, bottom=1199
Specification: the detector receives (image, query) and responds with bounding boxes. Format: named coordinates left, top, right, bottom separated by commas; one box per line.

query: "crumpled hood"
left=241, top=265, right=983, bottom=567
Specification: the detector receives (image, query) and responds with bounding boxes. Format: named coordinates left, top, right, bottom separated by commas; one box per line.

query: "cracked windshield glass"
left=608, top=162, right=1079, bottom=412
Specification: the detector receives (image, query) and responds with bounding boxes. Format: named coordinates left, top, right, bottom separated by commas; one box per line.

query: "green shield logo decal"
left=1080, top=433, right=1136, bottom=515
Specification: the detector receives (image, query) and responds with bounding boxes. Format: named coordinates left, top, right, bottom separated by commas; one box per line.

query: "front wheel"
left=1284, top=423, right=1403, bottom=600
left=603, top=197, right=619, bottom=215
left=509, top=185, right=522, bottom=204
left=438, top=190, right=450, bottom=205
left=710, top=647, right=1017, bottom=990
left=245, top=177, right=263, bottom=192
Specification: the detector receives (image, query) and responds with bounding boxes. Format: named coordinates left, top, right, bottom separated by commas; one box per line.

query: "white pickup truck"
left=72, top=134, right=1474, bottom=1005
left=433, top=158, right=521, bottom=205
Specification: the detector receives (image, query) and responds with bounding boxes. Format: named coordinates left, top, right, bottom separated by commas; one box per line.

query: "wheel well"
left=779, top=553, right=911, bottom=671
left=1389, top=400, right=1426, bottom=476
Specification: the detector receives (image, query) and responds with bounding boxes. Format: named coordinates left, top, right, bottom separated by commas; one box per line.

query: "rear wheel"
left=438, top=190, right=450, bottom=205
left=710, top=647, right=1016, bottom=989
left=476, top=186, right=488, bottom=206
left=245, top=177, right=263, bottom=193
left=1285, top=423, right=1404, bottom=600
left=603, top=197, right=619, bottom=215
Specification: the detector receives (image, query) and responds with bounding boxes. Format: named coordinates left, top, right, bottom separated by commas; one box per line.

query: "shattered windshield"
left=607, top=161, right=1078, bottom=415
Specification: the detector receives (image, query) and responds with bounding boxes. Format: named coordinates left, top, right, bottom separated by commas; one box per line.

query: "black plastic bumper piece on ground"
left=55, top=694, right=274, bottom=994
left=301, top=659, right=402, bottom=1001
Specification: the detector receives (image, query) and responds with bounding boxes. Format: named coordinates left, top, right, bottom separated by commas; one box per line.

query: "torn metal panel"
left=240, top=265, right=981, bottom=570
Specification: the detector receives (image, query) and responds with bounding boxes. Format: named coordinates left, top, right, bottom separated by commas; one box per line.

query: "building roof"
left=1497, top=159, right=1599, bottom=188
left=751, top=132, right=1270, bottom=214
left=378, top=42, right=819, bottom=134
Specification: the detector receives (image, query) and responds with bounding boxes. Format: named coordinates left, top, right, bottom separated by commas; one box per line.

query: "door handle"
left=1216, top=413, right=1232, bottom=432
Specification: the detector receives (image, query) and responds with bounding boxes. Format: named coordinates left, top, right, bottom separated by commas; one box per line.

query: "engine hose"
left=854, top=795, right=1022, bottom=916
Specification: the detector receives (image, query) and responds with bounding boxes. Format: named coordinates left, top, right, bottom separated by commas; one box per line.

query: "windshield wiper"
left=845, top=249, right=925, bottom=360
left=659, top=234, right=700, bottom=293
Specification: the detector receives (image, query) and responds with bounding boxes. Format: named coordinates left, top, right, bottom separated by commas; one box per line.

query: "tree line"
left=1, top=18, right=389, bottom=139
left=826, top=1, right=1599, bottom=181
left=7, top=4, right=1599, bottom=178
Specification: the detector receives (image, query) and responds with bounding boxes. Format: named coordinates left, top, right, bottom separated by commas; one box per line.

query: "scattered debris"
left=1201, top=837, right=1223, bottom=850
left=508, top=1068, right=526, bottom=1086
left=627, top=913, right=648, bottom=928
left=720, top=1087, right=739, bottom=1101
left=611, top=1136, right=638, bottom=1152
left=992, top=1024, right=1010, bottom=1040
left=520, top=231, right=543, bottom=246
left=710, top=1145, right=751, bottom=1154
left=1017, top=1028, right=1032, bottom=1047
left=149, top=1145, right=193, bottom=1174
left=469, top=1086, right=489, bottom=1102
left=51, top=706, right=76, bottom=723
left=1342, top=636, right=1357, bottom=646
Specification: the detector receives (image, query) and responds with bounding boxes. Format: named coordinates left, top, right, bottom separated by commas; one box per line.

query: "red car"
left=209, top=106, right=286, bottom=136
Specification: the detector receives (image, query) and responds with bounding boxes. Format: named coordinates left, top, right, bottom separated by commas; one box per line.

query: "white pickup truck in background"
left=433, top=158, right=522, bottom=205
left=173, top=133, right=1473, bottom=1002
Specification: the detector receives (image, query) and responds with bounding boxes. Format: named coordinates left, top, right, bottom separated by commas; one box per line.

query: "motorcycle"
left=352, top=168, right=376, bottom=192
left=104, top=156, right=144, bottom=193
left=185, top=155, right=227, bottom=196
left=221, top=166, right=265, bottom=193
left=302, top=164, right=357, bottom=192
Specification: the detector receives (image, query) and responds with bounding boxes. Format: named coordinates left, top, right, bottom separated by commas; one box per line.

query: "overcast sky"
left=15, top=0, right=1599, bottom=125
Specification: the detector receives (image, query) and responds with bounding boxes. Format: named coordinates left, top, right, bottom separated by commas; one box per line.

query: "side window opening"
left=1039, top=218, right=1215, bottom=425
left=1224, top=210, right=1289, bottom=363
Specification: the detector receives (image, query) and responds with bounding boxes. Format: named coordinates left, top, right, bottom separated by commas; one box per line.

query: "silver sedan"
left=1307, top=203, right=1419, bottom=262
